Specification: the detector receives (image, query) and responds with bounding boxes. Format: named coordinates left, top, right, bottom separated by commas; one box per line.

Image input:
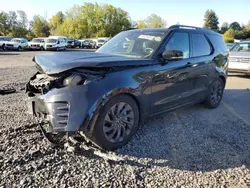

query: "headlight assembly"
left=63, top=74, right=83, bottom=86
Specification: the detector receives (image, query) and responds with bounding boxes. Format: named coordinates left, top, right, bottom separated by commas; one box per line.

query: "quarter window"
left=165, top=32, right=190, bottom=59
left=192, top=33, right=211, bottom=57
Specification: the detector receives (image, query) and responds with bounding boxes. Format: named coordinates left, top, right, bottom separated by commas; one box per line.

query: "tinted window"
left=192, top=33, right=211, bottom=57
left=165, top=32, right=190, bottom=59
left=208, top=34, right=227, bottom=52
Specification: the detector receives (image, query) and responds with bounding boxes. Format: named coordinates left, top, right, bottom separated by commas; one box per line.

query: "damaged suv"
left=26, top=25, right=228, bottom=150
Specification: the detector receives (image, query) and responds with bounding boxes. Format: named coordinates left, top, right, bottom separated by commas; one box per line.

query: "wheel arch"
left=81, top=89, right=142, bottom=137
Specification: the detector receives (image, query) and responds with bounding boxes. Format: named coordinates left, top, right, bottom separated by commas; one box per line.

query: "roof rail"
left=169, top=25, right=202, bottom=30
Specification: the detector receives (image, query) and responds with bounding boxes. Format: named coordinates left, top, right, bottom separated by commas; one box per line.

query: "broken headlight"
left=63, top=74, right=83, bottom=87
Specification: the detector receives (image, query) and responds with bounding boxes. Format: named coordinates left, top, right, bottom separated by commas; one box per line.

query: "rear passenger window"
left=192, top=33, right=211, bottom=57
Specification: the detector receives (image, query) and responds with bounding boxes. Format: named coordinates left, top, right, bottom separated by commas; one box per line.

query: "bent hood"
left=33, top=52, right=153, bottom=74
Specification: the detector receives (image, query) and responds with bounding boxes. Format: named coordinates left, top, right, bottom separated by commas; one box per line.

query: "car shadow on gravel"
left=116, top=89, right=250, bottom=172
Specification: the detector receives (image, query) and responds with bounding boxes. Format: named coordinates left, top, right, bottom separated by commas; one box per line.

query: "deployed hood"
left=229, top=51, right=250, bottom=57
left=33, top=52, right=153, bottom=75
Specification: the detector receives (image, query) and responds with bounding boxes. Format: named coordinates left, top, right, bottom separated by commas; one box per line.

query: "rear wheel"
left=90, top=95, right=139, bottom=150
left=204, top=77, right=225, bottom=108
left=2, top=44, right=6, bottom=50
left=17, top=46, right=21, bottom=51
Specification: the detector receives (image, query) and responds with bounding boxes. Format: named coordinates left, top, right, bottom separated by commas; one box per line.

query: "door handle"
left=185, top=62, right=193, bottom=67
left=185, top=62, right=198, bottom=68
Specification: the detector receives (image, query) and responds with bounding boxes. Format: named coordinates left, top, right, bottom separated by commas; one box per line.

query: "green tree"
left=203, top=9, right=219, bottom=31
left=32, top=15, right=50, bottom=37
left=0, top=11, right=9, bottom=35
left=137, top=20, right=147, bottom=28
left=223, top=28, right=235, bottom=42
left=49, top=11, right=64, bottom=35
left=220, top=22, right=228, bottom=34
left=229, top=22, right=241, bottom=31
left=137, top=14, right=166, bottom=28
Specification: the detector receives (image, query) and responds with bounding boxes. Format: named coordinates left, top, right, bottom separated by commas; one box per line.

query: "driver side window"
left=165, top=32, right=190, bottom=59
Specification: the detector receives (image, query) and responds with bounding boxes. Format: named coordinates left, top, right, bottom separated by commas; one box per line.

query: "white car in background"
left=28, top=38, right=47, bottom=50
left=0, top=36, right=12, bottom=50
left=5, top=38, right=28, bottom=51
left=97, top=37, right=110, bottom=48
left=44, top=36, right=67, bottom=51
left=228, top=41, right=250, bottom=74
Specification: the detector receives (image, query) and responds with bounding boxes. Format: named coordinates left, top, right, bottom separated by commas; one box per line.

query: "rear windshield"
left=231, top=43, right=250, bottom=52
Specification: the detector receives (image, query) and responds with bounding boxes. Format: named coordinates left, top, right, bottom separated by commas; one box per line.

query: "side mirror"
left=162, top=50, right=183, bottom=61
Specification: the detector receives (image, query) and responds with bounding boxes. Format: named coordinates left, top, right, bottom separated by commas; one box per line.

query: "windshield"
left=46, top=39, right=57, bottom=43
left=98, top=39, right=105, bottom=43
left=11, top=39, right=21, bottom=43
left=231, top=43, right=250, bottom=52
left=31, top=38, right=44, bottom=43
left=96, top=30, right=167, bottom=58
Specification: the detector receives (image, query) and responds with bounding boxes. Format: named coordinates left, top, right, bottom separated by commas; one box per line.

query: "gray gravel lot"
left=0, top=50, right=250, bottom=187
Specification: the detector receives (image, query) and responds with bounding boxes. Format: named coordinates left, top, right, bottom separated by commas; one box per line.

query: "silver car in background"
left=228, top=41, right=250, bottom=74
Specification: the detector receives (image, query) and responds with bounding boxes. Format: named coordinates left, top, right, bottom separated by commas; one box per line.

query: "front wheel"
left=90, top=95, right=139, bottom=150
left=204, top=77, right=225, bottom=108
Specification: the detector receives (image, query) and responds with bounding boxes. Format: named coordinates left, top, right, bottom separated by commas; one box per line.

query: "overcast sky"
left=1, top=0, right=250, bottom=27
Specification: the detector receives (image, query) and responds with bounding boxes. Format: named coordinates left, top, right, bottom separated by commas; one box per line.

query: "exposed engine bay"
left=26, top=68, right=108, bottom=95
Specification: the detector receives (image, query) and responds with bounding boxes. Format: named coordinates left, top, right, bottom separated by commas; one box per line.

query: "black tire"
left=90, top=94, right=139, bottom=151
left=2, top=44, right=6, bottom=50
left=40, top=46, right=44, bottom=51
left=17, top=46, right=21, bottom=51
left=204, top=77, right=225, bottom=109
left=56, top=47, right=59, bottom=51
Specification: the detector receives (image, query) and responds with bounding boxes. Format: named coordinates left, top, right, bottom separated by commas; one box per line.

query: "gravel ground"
left=0, top=51, right=250, bottom=187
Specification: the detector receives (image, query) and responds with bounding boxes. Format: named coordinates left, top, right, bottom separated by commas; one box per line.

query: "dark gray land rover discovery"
left=26, top=25, right=228, bottom=150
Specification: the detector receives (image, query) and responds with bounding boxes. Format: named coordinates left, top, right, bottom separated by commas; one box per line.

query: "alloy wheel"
left=210, top=79, right=223, bottom=106
left=103, top=102, right=135, bottom=143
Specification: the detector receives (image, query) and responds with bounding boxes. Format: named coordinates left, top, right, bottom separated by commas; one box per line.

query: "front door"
left=150, top=31, right=197, bottom=115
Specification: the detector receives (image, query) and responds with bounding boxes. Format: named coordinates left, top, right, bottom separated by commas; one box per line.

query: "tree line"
left=0, top=3, right=249, bottom=42
left=203, top=9, right=250, bottom=42
left=0, top=3, right=166, bottom=40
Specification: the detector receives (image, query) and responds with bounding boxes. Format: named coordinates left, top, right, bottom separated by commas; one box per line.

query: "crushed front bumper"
left=26, top=85, right=94, bottom=132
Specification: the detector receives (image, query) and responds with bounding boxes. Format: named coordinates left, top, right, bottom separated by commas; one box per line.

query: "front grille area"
left=46, top=45, right=52, bottom=48
left=7, top=44, right=13, bottom=47
left=229, top=57, right=250, bottom=63
left=50, top=102, right=69, bottom=128
left=31, top=44, right=39, bottom=47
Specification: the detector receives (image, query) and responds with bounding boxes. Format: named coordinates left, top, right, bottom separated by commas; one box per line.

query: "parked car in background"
left=26, top=25, right=228, bottom=150
left=5, top=38, right=28, bottom=50
left=228, top=41, right=250, bottom=74
left=89, top=40, right=96, bottom=48
left=44, top=36, right=67, bottom=51
left=97, top=37, right=110, bottom=48
left=0, top=36, right=12, bottom=50
left=28, top=38, right=47, bottom=50
left=82, top=40, right=92, bottom=48
left=67, top=39, right=80, bottom=48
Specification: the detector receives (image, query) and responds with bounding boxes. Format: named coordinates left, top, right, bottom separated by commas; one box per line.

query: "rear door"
left=189, top=32, right=211, bottom=99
